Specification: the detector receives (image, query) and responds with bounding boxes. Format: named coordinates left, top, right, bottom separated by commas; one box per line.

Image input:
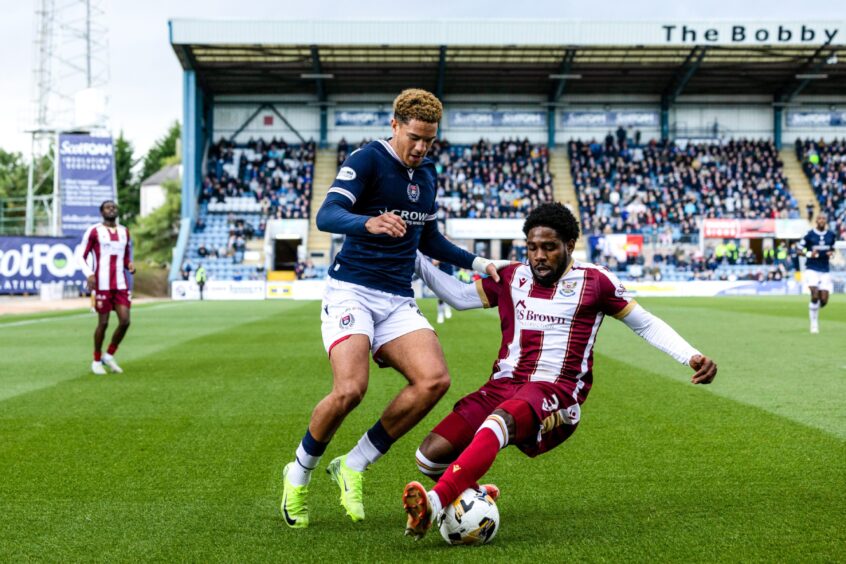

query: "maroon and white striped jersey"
left=79, top=224, right=132, bottom=291
left=476, top=261, right=635, bottom=404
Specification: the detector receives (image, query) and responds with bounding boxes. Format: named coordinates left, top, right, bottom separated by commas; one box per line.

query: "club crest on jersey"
left=339, top=312, right=355, bottom=329
left=559, top=280, right=578, bottom=297
left=407, top=183, right=420, bottom=202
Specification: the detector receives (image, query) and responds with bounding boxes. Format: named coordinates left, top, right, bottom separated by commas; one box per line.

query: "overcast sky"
left=1, top=0, right=845, bottom=161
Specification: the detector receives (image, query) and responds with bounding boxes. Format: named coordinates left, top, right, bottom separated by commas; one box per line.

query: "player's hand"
left=365, top=212, right=406, bottom=238
left=484, top=262, right=501, bottom=282
left=86, top=274, right=95, bottom=291
left=689, top=354, right=717, bottom=385
left=128, top=262, right=136, bottom=274
left=473, top=258, right=513, bottom=283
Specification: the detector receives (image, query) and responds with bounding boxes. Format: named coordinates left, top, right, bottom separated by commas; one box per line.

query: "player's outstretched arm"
left=415, top=252, right=485, bottom=311
left=620, top=304, right=717, bottom=384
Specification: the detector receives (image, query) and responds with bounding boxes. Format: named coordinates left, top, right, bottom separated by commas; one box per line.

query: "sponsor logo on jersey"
left=407, top=183, right=420, bottom=202
left=515, top=302, right=568, bottom=326
left=379, top=208, right=429, bottom=226
left=559, top=280, right=578, bottom=297
left=336, top=166, right=357, bottom=181
left=519, top=277, right=528, bottom=288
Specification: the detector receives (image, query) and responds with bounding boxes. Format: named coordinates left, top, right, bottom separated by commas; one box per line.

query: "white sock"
left=287, top=443, right=322, bottom=486
left=427, top=490, right=443, bottom=517
left=444, top=304, right=452, bottom=319
left=437, top=302, right=445, bottom=317
left=346, top=432, right=382, bottom=472
left=809, top=302, right=820, bottom=323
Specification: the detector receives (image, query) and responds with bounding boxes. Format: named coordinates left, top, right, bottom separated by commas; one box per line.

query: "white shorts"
left=804, top=270, right=833, bottom=292
left=320, top=278, right=433, bottom=361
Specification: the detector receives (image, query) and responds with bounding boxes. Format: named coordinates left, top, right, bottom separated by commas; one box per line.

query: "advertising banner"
left=702, top=219, right=776, bottom=239
left=0, top=236, right=87, bottom=295
left=786, top=111, right=846, bottom=128
left=334, top=111, right=392, bottom=127
left=171, top=280, right=266, bottom=300
left=626, top=280, right=795, bottom=297
left=266, top=279, right=326, bottom=300
left=58, top=133, right=116, bottom=237
left=589, top=234, right=644, bottom=263
left=448, top=111, right=546, bottom=128
left=561, top=111, right=659, bottom=128
left=445, top=218, right=526, bottom=240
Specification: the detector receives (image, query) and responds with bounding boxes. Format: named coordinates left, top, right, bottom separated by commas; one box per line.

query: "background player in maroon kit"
left=79, top=200, right=135, bottom=374
left=403, top=202, right=717, bottom=539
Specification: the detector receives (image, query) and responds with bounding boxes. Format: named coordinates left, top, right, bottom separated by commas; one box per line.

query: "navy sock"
left=301, top=429, right=328, bottom=457
left=366, top=419, right=395, bottom=455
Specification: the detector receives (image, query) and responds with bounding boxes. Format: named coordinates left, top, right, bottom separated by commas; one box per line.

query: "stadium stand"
left=795, top=138, right=846, bottom=240
left=569, top=136, right=800, bottom=239
left=182, top=138, right=315, bottom=281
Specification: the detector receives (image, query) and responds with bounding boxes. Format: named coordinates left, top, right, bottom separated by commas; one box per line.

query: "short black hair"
left=522, top=202, right=580, bottom=242
left=99, top=200, right=116, bottom=212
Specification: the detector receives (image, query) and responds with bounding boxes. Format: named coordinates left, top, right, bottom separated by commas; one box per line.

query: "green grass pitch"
left=1, top=296, right=844, bottom=562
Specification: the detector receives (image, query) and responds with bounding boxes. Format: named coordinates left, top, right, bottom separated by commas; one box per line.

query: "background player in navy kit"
left=281, top=89, right=508, bottom=528
left=799, top=213, right=837, bottom=333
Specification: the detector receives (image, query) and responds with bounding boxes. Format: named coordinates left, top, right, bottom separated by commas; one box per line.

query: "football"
left=438, top=486, right=500, bottom=545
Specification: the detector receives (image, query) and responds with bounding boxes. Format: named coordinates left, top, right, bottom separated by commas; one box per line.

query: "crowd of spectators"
left=193, top=213, right=258, bottom=264
left=796, top=138, right=846, bottom=239
left=203, top=137, right=316, bottom=220
left=570, top=136, right=798, bottom=237
left=337, top=137, right=554, bottom=219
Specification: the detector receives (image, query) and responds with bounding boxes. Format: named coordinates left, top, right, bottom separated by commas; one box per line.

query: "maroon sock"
left=432, top=428, right=501, bottom=507
left=94, top=351, right=102, bottom=361
left=107, top=344, right=117, bottom=355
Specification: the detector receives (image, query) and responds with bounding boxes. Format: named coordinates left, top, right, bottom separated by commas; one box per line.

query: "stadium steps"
left=308, top=149, right=336, bottom=267
left=780, top=148, right=817, bottom=219
left=550, top=147, right=586, bottom=252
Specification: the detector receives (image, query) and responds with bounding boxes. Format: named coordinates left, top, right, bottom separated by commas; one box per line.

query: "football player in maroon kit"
left=79, top=200, right=135, bottom=374
left=403, top=202, right=717, bottom=539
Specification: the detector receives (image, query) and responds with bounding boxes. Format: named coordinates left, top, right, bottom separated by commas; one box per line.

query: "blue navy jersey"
left=799, top=229, right=836, bottom=272
left=316, top=140, right=475, bottom=297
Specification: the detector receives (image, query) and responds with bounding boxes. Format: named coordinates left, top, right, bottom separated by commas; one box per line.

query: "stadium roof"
left=169, top=19, right=846, bottom=99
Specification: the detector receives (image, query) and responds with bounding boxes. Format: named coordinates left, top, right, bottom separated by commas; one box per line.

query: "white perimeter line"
left=0, top=301, right=188, bottom=329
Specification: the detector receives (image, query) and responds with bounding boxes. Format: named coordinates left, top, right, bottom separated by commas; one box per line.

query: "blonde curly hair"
left=393, top=89, right=443, bottom=124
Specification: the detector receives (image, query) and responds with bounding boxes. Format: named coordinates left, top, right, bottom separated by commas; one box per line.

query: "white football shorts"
left=804, top=269, right=833, bottom=292
left=320, top=277, right=433, bottom=360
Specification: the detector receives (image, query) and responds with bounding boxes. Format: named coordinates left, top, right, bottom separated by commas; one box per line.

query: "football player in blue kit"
left=799, top=213, right=837, bottom=334
left=281, top=88, right=509, bottom=528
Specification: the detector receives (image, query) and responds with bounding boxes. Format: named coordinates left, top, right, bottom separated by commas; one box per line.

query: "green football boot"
left=326, top=455, right=365, bottom=522
left=281, top=463, right=309, bottom=529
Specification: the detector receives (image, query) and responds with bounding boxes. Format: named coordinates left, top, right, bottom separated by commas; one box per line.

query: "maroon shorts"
left=94, top=289, right=131, bottom=314
left=451, top=378, right=581, bottom=458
